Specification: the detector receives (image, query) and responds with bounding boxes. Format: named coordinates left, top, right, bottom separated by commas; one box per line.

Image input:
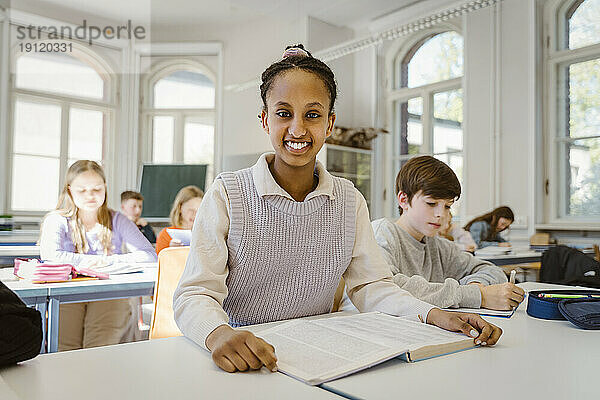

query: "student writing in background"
left=464, top=206, right=514, bottom=249
left=121, top=191, right=156, bottom=244
left=155, top=185, right=203, bottom=255
left=174, top=45, right=502, bottom=374
left=39, top=160, right=157, bottom=351
left=438, top=211, right=476, bottom=252
left=371, top=156, right=524, bottom=311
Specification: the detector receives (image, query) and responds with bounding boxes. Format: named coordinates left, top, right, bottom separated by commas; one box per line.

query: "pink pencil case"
left=14, top=258, right=109, bottom=283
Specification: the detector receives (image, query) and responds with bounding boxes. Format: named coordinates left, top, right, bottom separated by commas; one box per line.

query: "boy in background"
left=121, top=191, right=156, bottom=244
left=372, top=156, right=524, bottom=310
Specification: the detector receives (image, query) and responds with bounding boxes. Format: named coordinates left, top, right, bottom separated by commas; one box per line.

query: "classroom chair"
left=150, top=246, right=190, bottom=339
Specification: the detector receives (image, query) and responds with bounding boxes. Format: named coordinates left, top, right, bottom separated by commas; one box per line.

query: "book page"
left=258, top=318, right=405, bottom=385
left=256, top=312, right=468, bottom=384
left=311, top=312, right=468, bottom=350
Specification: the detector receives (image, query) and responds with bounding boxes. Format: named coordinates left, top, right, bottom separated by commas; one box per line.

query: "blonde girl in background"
left=155, top=185, right=204, bottom=254
left=39, top=160, right=157, bottom=351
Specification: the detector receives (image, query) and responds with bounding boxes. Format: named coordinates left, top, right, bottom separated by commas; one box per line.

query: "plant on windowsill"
left=325, top=126, right=388, bottom=150
left=0, top=215, right=14, bottom=231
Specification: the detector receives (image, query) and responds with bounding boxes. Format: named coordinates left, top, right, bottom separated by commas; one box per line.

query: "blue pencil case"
left=527, top=290, right=600, bottom=329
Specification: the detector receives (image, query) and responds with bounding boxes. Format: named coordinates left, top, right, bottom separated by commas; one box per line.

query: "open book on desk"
left=256, top=312, right=475, bottom=386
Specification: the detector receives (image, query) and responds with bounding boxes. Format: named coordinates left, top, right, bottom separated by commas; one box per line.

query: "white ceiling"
left=14, top=0, right=424, bottom=30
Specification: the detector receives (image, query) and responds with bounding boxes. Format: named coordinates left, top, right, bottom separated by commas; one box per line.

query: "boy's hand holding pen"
left=471, top=269, right=524, bottom=310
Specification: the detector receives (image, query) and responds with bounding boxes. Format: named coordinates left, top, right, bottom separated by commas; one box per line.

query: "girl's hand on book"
left=426, top=308, right=502, bottom=346
left=479, top=282, right=525, bottom=310
left=206, top=325, right=278, bottom=373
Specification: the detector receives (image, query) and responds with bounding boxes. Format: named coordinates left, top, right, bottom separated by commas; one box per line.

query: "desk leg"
left=35, top=300, right=48, bottom=354
left=47, top=298, right=60, bottom=353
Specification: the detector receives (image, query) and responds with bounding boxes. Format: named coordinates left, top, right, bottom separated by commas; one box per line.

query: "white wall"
left=464, top=0, right=537, bottom=241
left=463, top=5, right=495, bottom=217
left=307, top=17, right=354, bottom=127
left=352, top=46, right=377, bottom=127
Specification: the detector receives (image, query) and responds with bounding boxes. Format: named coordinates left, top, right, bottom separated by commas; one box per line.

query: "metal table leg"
left=47, top=297, right=60, bottom=353
left=35, top=299, right=48, bottom=354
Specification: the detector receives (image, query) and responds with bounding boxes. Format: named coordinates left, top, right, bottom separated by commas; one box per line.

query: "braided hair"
left=259, top=44, right=337, bottom=115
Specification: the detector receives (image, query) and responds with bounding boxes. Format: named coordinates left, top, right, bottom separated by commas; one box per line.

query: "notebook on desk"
left=446, top=307, right=516, bottom=318
left=256, top=312, right=475, bottom=385
left=166, top=229, right=192, bottom=246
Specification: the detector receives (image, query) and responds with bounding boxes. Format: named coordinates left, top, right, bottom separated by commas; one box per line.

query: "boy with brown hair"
left=120, top=191, right=156, bottom=244
left=372, top=156, right=524, bottom=310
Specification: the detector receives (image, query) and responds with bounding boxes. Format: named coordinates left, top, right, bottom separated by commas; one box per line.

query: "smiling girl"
left=174, top=45, right=502, bottom=373
left=39, top=160, right=156, bottom=350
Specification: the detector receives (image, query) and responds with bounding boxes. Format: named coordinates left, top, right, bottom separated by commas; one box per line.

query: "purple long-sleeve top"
left=39, top=210, right=157, bottom=264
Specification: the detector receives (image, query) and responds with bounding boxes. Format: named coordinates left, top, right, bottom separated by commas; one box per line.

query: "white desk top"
left=0, top=245, right=40, bottom=257
left=0, top=230, right=40, bottom=244
left=0, top=375, right=19, bottom=400
left=0, top=336, right=339, bottom=400
left=0, top=268, right=48, bottom=299
left=321, top=281, right=599, bottom=400
left=45, top=264, right=157, bottom=296
left=1, top=265, right=157, bottom=299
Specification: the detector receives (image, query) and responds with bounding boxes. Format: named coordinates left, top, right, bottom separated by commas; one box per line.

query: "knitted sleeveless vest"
left=219, top=167, right=356, bottom=327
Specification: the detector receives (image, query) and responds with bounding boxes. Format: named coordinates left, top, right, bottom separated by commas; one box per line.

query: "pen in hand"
left=509, top=270, right=517, bottom=311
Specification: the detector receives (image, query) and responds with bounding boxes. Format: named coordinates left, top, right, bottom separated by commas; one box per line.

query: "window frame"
left=139, top=57, right=218, bottom=188
left=384, top=26, right=465, bottom=217
left=0, top=12, right=9, bottom=215
left=6, top=36, right=117, bottom=216
left=544, top=0, right=600, bottom=225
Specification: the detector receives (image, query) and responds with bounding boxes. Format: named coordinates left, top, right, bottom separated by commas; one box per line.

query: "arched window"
left=565, top=0, right=600, bottom=49
left=142, top=62, right=216, bottom=186
left=388, top=30, right=464, bottom=216
left=9, top=45, right=114, bottom=212
left=546, top=0, right=600, bottom=221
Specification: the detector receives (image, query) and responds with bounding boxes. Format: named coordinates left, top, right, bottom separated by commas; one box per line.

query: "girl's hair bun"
left=282, top=44, right=311, bottom=59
